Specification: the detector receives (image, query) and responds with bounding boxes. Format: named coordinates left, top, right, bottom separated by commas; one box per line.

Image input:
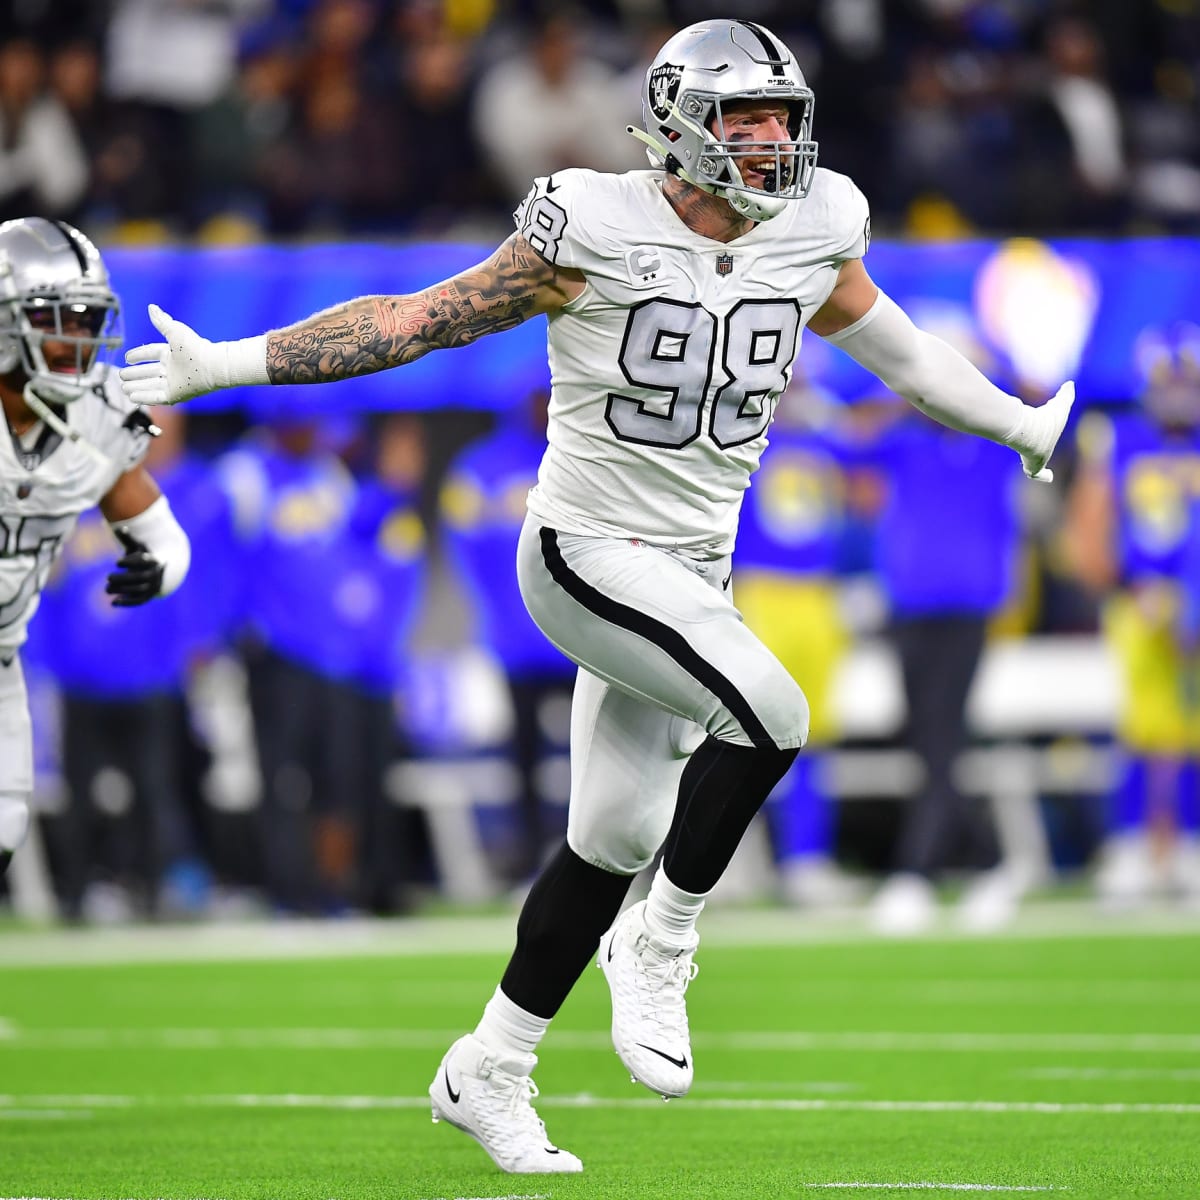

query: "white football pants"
left=0, top=649, right=33, bottom=852
left=516, top=517, right=809, bottom=873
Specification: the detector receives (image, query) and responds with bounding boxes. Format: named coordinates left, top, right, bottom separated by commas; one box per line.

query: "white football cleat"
left=1168, top=835, right=1200, bottom=908
left=599, top=899, right=698, bottom=1098
left=779, top=855, right=867, bottom=909
left=1093, top=832, right=1157, bottom=909
left=428, top=1034, right=582, bottom=1174
left=870, top=872, right=937, bottom=936
left=954, top=865, right=1023, bottom=933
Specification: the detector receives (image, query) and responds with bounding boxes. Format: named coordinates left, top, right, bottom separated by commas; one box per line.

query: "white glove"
left=1002, top=380, right=1076, bottom=483
left=119, top=304, right=269, bottom=407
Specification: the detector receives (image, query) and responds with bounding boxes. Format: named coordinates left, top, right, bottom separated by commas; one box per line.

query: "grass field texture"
left=1, top=910, right=1198, bottom=1199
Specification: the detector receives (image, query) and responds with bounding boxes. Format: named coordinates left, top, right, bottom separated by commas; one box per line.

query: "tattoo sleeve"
left=264, top=235, right=571, bottom=385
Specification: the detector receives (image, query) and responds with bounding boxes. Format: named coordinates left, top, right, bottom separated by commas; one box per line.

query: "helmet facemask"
left=11, top=295, right=122, bottom=405
left=689, top=91, right=817, bottom=215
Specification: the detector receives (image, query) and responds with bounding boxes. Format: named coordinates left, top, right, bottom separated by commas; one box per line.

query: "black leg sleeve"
left=500, top=840, right=635, bottom=1018
left=661, top=736, right=800, bottom=894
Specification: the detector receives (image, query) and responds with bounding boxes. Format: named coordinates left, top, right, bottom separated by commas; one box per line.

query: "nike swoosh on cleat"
left=443, top=1066, right=460, bottom=1104
left=636, top=1043, right=688, bottom=1070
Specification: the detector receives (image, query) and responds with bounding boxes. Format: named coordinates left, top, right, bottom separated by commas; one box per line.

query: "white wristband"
left=214, top=335, right=270, bottom=390
left=109, top=494, right=192, bottom=597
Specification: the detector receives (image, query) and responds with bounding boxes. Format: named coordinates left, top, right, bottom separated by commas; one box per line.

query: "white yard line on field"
left=0, top=1093, right=1198, bottom=1116
left=0, top=901, right=1197, bottom=968
left=1021, top=1066, right=1200, bottom=1081
left=908, top=980, right=1200, bottom=1005
left=0, top=1111, right=91, bottom=1120
left=800, top=1185, right=1064, bottom=1192
left=4, top=1026, right=1200, bottom=1054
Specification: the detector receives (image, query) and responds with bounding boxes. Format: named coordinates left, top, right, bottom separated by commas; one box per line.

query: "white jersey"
left=515, top=166, right=870, bottom=557
left=0, top=366, right=153, bottom=650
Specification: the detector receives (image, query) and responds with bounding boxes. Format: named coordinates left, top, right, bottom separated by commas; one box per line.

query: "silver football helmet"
left=0, top=217, right=122, bottom=406
left=628, top=19, right=818, bottom=221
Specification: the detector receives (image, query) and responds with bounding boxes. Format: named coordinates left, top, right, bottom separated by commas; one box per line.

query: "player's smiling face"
left=710, top=100, right=795, bottom=191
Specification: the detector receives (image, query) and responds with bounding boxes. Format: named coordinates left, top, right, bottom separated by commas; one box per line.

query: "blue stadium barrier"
left=106, top=237, right=1200, bottom=413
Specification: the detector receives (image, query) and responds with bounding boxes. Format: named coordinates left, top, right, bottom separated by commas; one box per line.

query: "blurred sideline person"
left=1063, top=323, right=1200, bottom=908
left=121, top=20, right=1074, bottom=1173
left=439, top=381, right=576, bottom=885
left=340, top=410, right=430, bottom=914
left=861, top=402, right=1027, bottom=934
left=217, top=413, right=378, bottom=914
left=0, top=216, right=189, bottom=896
left=733, top=380, right=862, bottom=908
left=35, top=405, right=232, bottom=919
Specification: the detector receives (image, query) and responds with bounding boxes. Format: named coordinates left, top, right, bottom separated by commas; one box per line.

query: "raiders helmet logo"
left=648, top=63, right=684, bottom=121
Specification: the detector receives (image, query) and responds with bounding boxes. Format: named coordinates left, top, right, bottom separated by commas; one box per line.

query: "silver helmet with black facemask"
left=0, top=217, right=122, bottom=407
left=628, top=19, right=818, bottom=222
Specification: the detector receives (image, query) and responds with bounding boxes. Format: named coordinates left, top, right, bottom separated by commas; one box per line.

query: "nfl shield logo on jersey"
left=715, top=253, right=734, bottom=276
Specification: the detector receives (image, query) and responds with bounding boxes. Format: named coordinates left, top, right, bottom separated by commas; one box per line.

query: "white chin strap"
left=626, top=123, right=792, bottom=222
left=722, top=182, right=791, bottom=222
left=22, top=382, right=112, bottom=469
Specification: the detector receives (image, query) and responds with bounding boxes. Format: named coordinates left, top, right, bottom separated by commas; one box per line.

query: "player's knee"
left=568, top=805, right=671, bottom=875
left=750, top=672, right=810, bottom=751
left=0, top=792, right=31, bottom=852
left=706, top=662, right=809, bottom=750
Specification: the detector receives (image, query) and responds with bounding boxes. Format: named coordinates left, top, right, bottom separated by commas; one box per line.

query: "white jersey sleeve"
left=826, top=173, right=871, bottom=263
left=515, top=171, right=618, bottom=272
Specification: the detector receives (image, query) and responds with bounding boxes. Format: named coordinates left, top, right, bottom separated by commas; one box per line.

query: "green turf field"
left=2, top=909, right=1198, bottom=1199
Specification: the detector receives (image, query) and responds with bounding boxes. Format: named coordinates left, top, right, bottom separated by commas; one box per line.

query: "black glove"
left=106, top=529, right=165, bottom=607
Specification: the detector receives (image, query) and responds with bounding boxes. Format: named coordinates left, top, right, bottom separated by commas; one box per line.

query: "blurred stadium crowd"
left=2, top=0, right=1199, bottom=242
left=1, top=0, right=1198, bottom=932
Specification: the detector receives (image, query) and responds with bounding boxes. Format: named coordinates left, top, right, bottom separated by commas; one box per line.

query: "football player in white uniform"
left=120, top=19, right=1074, bottom=1173
left=0, top=217, right=191, bottom=890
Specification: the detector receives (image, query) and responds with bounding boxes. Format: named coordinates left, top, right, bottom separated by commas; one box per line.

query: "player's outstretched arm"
left=810, top=259, right=1076, bottom=482
left=119, top=235, right=584, bottom=407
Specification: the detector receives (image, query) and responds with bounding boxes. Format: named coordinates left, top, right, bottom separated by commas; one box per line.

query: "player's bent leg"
left=597, top=734, right=802, bottom=1097
left=429, top=1034, right=582, bottom=1173
left=519, top=523, right=809, bottom=1098
left=562, top=674, right=707, bottom=1097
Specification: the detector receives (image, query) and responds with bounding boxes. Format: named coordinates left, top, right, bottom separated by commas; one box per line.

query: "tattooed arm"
left=267, top=234, right=585, bottom=384
left=118, top=235, right=586, bottom=407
